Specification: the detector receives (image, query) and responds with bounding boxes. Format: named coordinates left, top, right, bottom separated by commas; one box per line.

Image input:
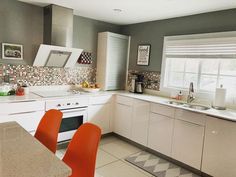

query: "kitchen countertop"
left=1, top=90, right=236, bottom=122
left=0, top=121, right=71, bottom=177
left=0, top=93, right=42, bottom=103
left=115, top=91, right=236, bottom=122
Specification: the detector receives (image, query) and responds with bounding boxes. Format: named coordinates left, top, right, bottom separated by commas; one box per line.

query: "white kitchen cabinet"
left=131, top=99, right=150, bottom=146
left=88, top=104, right=111, bottom=134
left=96, top=32, right=130, bottom=90
left=88, top=95, right=113, bottom=134
left=0, top=100, right=45, bottom=134
left=172, top=119, right=205, bottom=170
left=202, top=116, right=236, bottom=177
left=0, top=101, right=45, bottom=134
left=0, top=111, right=45, bottom=134
left=148, top=113, right=174, bottom=156
left=114, top=96, right=133, bottom=139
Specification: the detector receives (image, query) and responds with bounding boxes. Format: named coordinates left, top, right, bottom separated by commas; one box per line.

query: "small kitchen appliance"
left=129, top=73, right=144, bottom=94
left=135, top=74, right=144, bottom=94
left=129, top=74, right=137, bottom=93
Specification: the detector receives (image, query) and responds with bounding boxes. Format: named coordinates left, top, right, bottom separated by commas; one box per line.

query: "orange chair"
left=34, top=109, right=63, bottom=153
left=63, top=123, right=101, bottom=177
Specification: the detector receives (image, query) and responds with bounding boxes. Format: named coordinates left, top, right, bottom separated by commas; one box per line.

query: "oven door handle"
left=60, top=108, right=87, bottom=113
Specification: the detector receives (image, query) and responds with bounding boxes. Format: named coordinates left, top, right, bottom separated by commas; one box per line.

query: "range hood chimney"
left=44, top=5, right=73, bottom=47
left=33, top=5, right=83, bottom=68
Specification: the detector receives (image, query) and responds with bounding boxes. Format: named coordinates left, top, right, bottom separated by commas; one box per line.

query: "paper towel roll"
left=214, top=85, right=226, bottom=108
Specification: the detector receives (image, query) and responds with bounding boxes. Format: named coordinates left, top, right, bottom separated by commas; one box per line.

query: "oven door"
left=58, top=107, right=88, bottom=142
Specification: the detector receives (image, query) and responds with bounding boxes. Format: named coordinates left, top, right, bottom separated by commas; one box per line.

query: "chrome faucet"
left=187, top=82, right=195, bottom=103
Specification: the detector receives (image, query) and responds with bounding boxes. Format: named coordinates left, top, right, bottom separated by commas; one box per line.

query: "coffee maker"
left=129, top=74, right=144, bottom=94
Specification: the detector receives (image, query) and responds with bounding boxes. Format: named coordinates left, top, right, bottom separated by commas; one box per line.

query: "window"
left=161, top=32, right=236, bottom=95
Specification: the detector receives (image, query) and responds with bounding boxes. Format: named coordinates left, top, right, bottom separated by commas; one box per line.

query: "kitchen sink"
left=183, top=104, right=210, bottom=110
left=166, top=101, right=184, bottom=106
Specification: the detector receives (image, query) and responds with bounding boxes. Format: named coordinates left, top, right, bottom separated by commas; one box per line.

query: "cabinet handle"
left=116, top=102, right=131, bottom=107
left=8, top=100, right=37, bottom=104
left=9, top=111, right=37, bottom=115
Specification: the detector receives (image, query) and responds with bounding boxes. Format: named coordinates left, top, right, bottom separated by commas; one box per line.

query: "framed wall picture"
left=137, top=44, right=151, bottom=66
left=2, top=43, right=23, bottom=60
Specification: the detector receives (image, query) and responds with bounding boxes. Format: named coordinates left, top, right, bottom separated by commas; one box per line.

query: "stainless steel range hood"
left=33, top=5, right=83, bottom=67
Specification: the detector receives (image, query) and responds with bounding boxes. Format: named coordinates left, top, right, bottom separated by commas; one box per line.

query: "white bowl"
left=82, top=88, right=101, bottom=93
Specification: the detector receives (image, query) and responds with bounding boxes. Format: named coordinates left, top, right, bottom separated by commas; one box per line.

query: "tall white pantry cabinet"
left=96, top=32, right=130, bottom=90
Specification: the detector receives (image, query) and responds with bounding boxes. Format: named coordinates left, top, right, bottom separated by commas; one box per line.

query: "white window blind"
left=162, top=32, right=236, bottom=93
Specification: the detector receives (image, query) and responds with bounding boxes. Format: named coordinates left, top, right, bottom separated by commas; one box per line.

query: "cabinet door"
left=114, top=103, right=132, bottom=138
left=106, top=36, right=128, bottom=90
left=131, top=100, right=150, bottom=146
left=0, top=111, right=45, bottom=133
left=88, top=103, right=111, bottom=134
left=172, top=119, right=204, bottom=169
left=202, top=117, right=236, bottom=177
left=148, top=113, right=174, bottom=156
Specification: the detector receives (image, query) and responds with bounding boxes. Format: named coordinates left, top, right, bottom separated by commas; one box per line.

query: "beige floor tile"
left=55, top=150, right=64, bottom=160
left=100, top=136, right=120, bottom=146
left=96, top=160, right=149, bottom=177
left=100, top=139, right=141, bottom=159
left=96, top=149, right=118, bottom=168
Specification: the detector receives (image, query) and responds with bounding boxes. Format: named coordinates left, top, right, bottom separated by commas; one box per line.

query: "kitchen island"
left=0, top=121, right=71, bottom=177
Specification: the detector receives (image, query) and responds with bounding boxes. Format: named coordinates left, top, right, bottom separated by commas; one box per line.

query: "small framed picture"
left=2, top=43, right=23, bottom=60
left=137, top=44, right=151, bottom=66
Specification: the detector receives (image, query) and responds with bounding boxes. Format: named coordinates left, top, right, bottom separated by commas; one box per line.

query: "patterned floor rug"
left=125, top=151, right=201, bottom=177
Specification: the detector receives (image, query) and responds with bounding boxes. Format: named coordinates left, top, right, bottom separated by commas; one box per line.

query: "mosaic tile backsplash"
left=127, top=70, right=161, bottom=91
left=0, top=64, right=96, bottom=86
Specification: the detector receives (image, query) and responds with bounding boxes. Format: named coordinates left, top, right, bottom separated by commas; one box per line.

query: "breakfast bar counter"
left=0, top=121, right=71, bottom=177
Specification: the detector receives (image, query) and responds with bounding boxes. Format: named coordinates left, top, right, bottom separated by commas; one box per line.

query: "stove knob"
left=57, top=104, right=61, bottom=107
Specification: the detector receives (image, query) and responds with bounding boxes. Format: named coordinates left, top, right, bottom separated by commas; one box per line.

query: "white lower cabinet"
left=114, top=102, right=133, bottom=139
left=88, top=103, right=111, bottom=134
left=172, top=119, right=205, bottom=169
left=202, top=116, right=236, bottom=177
left=0, top=100, right=45, bottom=134
left=148, top=113, right=174, bottom=156
left=0, top=111, right=45, bottom=133
left=131, top=100, right=150, bottom=146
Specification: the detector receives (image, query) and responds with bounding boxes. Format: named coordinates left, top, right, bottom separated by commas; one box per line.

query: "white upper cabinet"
left=202, top=116, right=236, bottom=177
left=96, top=32, right=130, bottom=90
left=131, top=99, right=150, bottom=146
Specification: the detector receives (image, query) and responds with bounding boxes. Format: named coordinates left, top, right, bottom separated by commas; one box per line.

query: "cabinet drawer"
left=116, top=95, right=133, bottom=106
left=89, top=95, right=113, bottom=105
left=0, top=111, right=45, bottom=132
left=0, top=101, right=45, bottom=115
left=150, top=103, right=175, bottom=118
left=175, top=109, right=206, bottom=126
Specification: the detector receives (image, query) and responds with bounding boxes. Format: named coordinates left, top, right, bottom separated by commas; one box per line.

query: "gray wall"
left=0, top=0, right=43, bottom=65
left=121, top=9, right=236, bottom=72
left=0, top=1, right=120, bottom=67
left=73, top=15, right=121, bottom=67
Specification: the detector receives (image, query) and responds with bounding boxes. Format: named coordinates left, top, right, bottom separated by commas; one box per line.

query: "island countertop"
left=0, top=121, right=71, bottom=177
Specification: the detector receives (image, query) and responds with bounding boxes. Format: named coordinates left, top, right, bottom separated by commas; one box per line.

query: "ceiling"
left=19, top=0, right=236, bottom=25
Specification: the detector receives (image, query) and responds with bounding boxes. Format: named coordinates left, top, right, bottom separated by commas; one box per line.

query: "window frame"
left=160, top=31, right=236, bottom=98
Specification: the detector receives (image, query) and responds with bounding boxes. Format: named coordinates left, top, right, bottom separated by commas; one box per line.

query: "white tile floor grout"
left=56, top=136, right=154, bottom=177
